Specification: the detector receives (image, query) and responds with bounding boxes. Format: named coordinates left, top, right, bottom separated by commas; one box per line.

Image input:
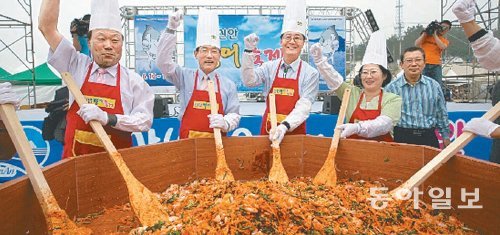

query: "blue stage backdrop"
left=308, top=16, right=346, bottom=88
left=134, top=14, right=346, bottom=91
left=134, top=15, right=172, bottom=86
left=0, top=111, right=492, bottom=183
left=184, top=14, right=284, bottom=92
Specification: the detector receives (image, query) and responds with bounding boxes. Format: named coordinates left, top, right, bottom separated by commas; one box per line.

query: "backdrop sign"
left=308, top=16, right=346, bottom=90
left=0, top=112, right=492, bottom=183
left=134, top=15, right=172, bottom=86
left=184, top=14, right=285, bottom=92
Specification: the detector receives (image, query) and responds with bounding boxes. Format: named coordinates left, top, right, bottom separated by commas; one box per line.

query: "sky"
left=0, top=0, right=494, bottom=74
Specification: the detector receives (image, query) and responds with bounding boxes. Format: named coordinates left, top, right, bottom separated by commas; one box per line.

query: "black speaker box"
left=322, top=94, right=341, bottom=114
left=153, top=95, right=170, bottom=118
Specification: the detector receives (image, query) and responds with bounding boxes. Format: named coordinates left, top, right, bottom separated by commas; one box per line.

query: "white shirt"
left=47, top=38, right=154, bottom=132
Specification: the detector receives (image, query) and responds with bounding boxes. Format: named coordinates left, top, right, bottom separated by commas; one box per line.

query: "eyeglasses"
left=198, top=47, right=220, bottom=56
left=403, top=58, right=424, bottom=64
left=282, top=34, right=304, bottom=43
left=361, top=70, right=381, bottom=77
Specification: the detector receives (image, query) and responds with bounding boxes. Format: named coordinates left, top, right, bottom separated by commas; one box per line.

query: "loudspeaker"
left=322, top=94, right=341, bottom=114
left=153, top=95, right=170, bottom=118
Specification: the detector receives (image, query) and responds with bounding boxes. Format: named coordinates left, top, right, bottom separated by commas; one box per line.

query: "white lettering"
left=148, top=129, right=161, bottom=144
left=0, top=163, right=26, bottom=177
left=231, top=128, right=253, bottom=137
left=132, top=132, right=145, bottom=146
left=163, top=128, right=174, bottom=142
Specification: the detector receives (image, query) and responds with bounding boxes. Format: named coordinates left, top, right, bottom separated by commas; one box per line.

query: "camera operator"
left=415, top=20, right=452, bottom=100
left=70, top=14, right=90, bottom=56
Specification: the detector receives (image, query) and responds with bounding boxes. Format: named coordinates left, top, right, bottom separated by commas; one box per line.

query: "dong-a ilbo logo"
left=0, top=125, right=50, bottom=182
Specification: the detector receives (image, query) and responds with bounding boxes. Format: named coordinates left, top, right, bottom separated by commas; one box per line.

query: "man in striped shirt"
left=385, top=47, right=450, bottom=149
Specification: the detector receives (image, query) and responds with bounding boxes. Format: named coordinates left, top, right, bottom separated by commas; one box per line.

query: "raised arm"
left=38, top=0, right=64, bottom=51
left=433, top=33, right=448, bottom=50
left=415, top=32, right=426, bottom=47
left=241, top=33, right=268, bottom=87
left=453, top=0, right=500, bottom=71
left=310, top=43, right=343, bottom=91
left=156, top=11, right=185, bottom=87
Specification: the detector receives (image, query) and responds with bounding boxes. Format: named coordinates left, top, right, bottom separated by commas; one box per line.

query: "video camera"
left=70, top=14, right=90, bottom=37
left=425, top=20, right=444, bottom=35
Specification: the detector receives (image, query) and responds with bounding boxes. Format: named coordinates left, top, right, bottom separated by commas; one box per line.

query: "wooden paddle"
left=0, top=104, right=92, bottom=234
left=313, top=88, right=352, bottom=186
left=60, top=72, right=168, bottom=227
left=207, top=80, right=235, bottom=182
left=390, top=102, right=500, bottom=198
left=268, top=93, right=289, bottom=183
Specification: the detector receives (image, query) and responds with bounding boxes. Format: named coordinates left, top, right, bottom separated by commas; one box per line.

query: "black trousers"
left=393, top=126, right=439, bottom=149
left=490, top=138, right=500, bottom=164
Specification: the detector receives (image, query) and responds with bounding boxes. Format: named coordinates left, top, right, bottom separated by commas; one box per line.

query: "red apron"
left=260, top=60, right=306, bottom=135
left=348, top=90, right=393, bottom=142
left=62, top=63, right=132, bottom=159
left=179, top=71, right=225, bottom=139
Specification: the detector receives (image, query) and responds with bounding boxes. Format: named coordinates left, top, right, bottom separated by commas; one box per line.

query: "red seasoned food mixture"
left=77, top=178, right=478, bottom=234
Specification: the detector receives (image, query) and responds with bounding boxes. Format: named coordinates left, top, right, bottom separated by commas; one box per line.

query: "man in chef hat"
left=156, top=8, right=240, bottom=139
left=241, top=0, right=319, bottom=145
left=39, top=0, right=154, bottom=158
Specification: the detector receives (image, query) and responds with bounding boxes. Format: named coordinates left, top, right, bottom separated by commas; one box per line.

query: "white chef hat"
left=89, top=0, right=122, bottom=34
left=362, top=31, right=388, bottom=69
left=196, top=8, right=220, bottom=49
left=281, top=0, right=307, bottom=36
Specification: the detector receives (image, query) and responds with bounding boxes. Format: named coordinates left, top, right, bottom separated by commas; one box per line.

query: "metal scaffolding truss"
left=441, top=0, right=498, bottom=102
left=120, top=5, right=373, bottom=78
left=0, top=0, right=37, bottom=106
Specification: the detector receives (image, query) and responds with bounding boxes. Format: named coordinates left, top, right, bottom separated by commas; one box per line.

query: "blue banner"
left=135, top=14, right=346, bottom=91
left=0, top=112, right=492, bottom=183
left=308, top=16, right=346, bottom=90
left=134, top=15, right=172, bottom=86
left=184, top=14, right=285, bottom=92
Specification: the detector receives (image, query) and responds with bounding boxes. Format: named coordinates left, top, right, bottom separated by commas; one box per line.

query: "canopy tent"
left=0, top=67, right=11, bottom=78
left=0, top=63, right=61, bottom=85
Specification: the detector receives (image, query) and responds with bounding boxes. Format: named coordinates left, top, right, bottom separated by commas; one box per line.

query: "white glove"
left=269, top=124, right=288, bottom=146
left=0, top=82, right=20, bottom=107
left=223, top=113, right=241, bottom=132
left=452, top=0, right=476, bottom=23
left=357, top=115, right=394, bottom=138
left=77, top=104, right=108, bottom=125
left=208, top=114, right=229, bottom=132
left=336, top=123, right=361, bottom=138
left=463, top=117, right=499, bottom=138
left=332, top=39, right=340, bottom=52
left=168, top=10, right=183, bottom=30
left=244, top=33, right=259, bottom=50
left=309, top=43, right=327, bottom=64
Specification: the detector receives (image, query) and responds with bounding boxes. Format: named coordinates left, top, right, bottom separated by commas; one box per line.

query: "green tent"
left=0, top=63, right=61, bottom=85
left=0, top=67, right=11, bottom=78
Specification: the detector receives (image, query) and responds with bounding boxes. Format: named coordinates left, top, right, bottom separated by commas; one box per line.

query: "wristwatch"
left=107, top=114, right=118, bottom=127
left=281, top=121, right=291, bottom=130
